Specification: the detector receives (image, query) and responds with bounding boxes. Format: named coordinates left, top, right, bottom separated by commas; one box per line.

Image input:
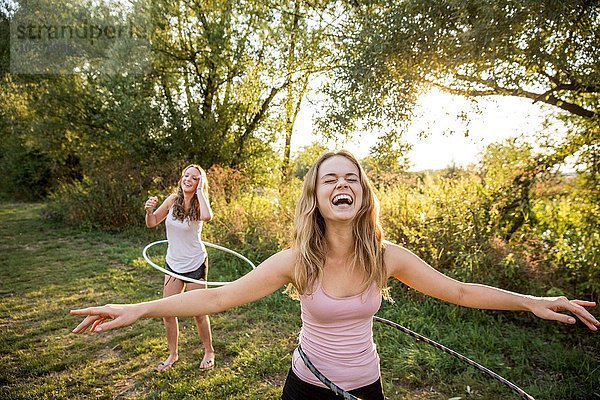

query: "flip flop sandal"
left=199, top=358, right=214, bottom=371
left=156, top=360, right=176, bottom=372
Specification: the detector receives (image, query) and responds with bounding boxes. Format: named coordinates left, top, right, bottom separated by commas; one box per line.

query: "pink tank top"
left=291, top=282, right=382, bottom=390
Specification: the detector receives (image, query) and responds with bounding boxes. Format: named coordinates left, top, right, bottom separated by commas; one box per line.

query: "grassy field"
left=1, top=203, right=598, bottom=399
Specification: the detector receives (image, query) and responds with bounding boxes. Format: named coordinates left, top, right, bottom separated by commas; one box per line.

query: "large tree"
left=322, top=0, right=599, bottom=239
left=336, top=0, right=599, bottom=123
left=1, top=0, right=335, bottom=170
left=0, top=0, right=340, bottom=220
left=150, top=0, right=336, bottom=172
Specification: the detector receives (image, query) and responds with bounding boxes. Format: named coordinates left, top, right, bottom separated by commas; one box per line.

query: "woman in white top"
left=73, top=151, right=598, bottom=398
left=144, top=164, right=215, bottom=372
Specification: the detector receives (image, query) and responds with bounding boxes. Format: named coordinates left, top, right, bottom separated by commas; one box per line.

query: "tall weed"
left=379, top=172, right=531, bottom=290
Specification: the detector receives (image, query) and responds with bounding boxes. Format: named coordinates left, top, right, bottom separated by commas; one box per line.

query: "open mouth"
left=332, top=194, right=353, bottom=206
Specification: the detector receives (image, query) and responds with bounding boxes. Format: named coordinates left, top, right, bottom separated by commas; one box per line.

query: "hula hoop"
left=142, top=239, right=256, bottom=286
left=299, top=316, right=536, bottom=400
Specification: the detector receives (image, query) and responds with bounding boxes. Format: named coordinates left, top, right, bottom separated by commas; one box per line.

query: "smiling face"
left=180, top=166, right=201, bottom=193
left=293, top=150, right=386, bottom=297
left=315, top=155, right=363, bottom=223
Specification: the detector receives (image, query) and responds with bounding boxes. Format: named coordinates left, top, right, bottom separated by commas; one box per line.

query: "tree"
left=479, top=138, right=535, bottom=240
left=325, top=1, right=598, bottom=175
left=0, top=2, right=11, bottom=76
left=339, top=0, right=598, bottom=121
left=322, top=0, right=600, bottom=224
left=0, top=0, right=342, bottom=225
left=362, top=130, right=411, bottom=188
left=291, top=141, right=328, bottom=179
left=151, top=0, right=336, bottom=173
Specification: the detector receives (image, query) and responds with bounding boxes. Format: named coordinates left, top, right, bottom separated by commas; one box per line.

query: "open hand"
left=70, top=304, right=141, bottom=333
left=530, top=297, right=598, bottom=331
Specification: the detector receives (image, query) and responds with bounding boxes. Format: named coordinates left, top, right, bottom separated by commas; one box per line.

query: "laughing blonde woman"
left=144, top=164, right=215, bottom=372
left=73, top=151, right=598, bottom=399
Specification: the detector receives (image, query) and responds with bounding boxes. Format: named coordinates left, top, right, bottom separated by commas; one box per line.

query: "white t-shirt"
left=165, top=207, right=207, bottom=273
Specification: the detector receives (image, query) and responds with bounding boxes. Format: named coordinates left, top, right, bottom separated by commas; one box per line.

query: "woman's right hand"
left=70, top=304, right=142, bottom=333
left=144, top=196, right=158, bottom=213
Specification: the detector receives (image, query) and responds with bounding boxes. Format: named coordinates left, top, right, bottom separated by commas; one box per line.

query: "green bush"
left=204, top=172, right=301, bottom=263
left=44, top=172, right=149, bottom=230
left=43, top=154, right=599, bottom=301
left=531, top=191, right=600, bottom=301
left=378, top=170, right=534, bottom=292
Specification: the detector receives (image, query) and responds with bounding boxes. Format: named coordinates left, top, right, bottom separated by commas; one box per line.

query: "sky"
left=291, top=88, right=559, bottom=171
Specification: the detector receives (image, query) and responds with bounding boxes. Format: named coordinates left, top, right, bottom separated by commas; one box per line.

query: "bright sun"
left=292, top=88, right=564, bottom=171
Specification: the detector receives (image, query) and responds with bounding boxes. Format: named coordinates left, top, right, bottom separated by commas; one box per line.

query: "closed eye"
left=184, top=174, right=199, bottom=181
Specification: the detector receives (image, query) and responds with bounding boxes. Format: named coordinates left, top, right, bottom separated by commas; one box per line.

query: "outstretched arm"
left=385, top=242, right=599, bottom=331
left=71, top=249, right=296, bottom=333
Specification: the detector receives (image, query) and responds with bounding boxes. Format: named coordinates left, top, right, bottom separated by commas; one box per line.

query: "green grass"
left=1, top=203, right=598, bottom=399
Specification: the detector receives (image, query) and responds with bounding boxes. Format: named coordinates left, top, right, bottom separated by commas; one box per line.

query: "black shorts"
left=281, top=368, right=385, bottom=400
left=165, top=257, right=208, bottom=282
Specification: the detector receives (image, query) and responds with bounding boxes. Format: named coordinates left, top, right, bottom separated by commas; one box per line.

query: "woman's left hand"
left=530, top=297, right=598, bottom=331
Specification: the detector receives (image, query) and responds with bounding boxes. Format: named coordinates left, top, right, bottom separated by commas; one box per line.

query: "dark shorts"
left=165, top=257, right=208, bottom=282
left=281, top=368, right=385, bottom=400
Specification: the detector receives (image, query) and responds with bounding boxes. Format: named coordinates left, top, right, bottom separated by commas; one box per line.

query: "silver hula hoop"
left=142, top=239, right=256, bottom=286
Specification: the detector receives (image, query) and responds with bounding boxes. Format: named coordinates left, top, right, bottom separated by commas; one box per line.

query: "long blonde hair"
left=291, top=150, right=389, bottom=299
left=171, top=164, right=209, bottom=222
